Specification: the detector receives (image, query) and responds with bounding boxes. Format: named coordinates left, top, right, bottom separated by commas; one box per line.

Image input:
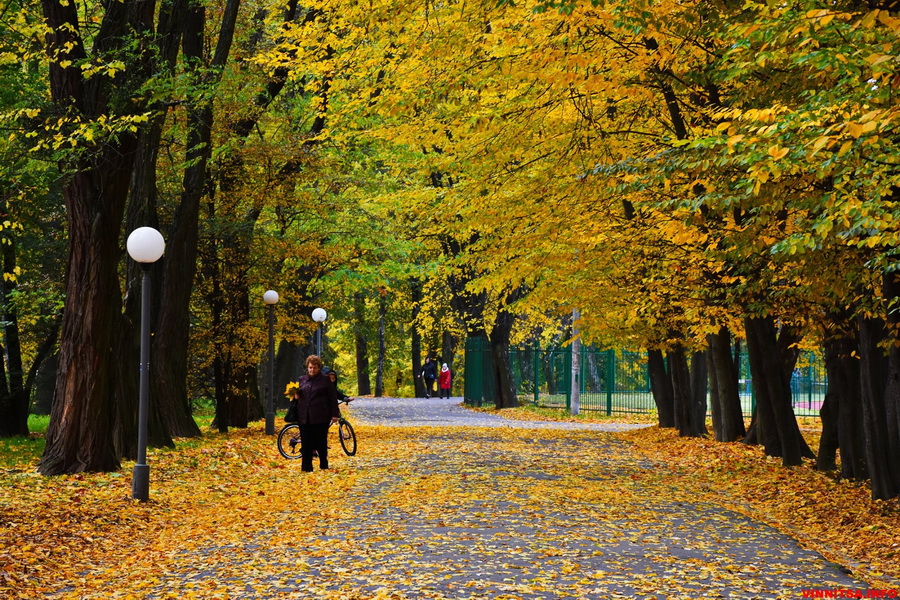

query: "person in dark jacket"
left=297, top=355, right=340, bottom=471
left=322, top=367, right=353, bottom=403
left=419, top=356, right=438, bottom=398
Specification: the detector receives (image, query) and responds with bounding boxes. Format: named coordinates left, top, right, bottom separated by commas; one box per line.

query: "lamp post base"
left=132, top=463, right=150, bottom=501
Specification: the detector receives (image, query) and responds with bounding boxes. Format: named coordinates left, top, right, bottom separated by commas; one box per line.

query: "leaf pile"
left=1, top=416, right=894, bottom=598
left=621, top=426, right=900, bottom=589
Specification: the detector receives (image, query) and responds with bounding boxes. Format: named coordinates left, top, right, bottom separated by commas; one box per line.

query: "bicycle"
left=277, top=398, right=357, bottom=459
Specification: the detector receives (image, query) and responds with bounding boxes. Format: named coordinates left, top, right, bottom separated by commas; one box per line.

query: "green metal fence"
left=464, top=336, right=826, bottom=418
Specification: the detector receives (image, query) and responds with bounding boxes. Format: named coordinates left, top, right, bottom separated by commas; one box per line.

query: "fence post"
left=606, top=349, right=615, bottom=416
left=533, top=341, right=540, bottom=406
left=571, top=309, right=580, bottom=416
left=565, top=344, right=571, bottom=411
left=808, top=359, right=814, bottom=409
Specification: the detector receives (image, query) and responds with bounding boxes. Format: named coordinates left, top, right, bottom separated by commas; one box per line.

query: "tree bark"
left=117, top=0, right=188, bottom=455
left=690, top=349, right=708, bottom=436
left=647, top=348, right=675, bottom=428
left=856, top=271, right=900, bottom=500
left=819, top=322, right=867, bottom=478
left=0, top=236, right=28, bottom=436
left=488, top=300, right=520, bottom=409
left=375, top=290, right=386, bottom=397
left=354, top=293, right=372, bottom=395
left=707, top=327, right=745, bottom=442
left=670, top=344, right=704, bottom=437
left=38, top=0, right=161, bottom=474
left=411, top=280, right=424, bottom=398
left=743, top=316, right=814, bottom=467
left=442, top=330, right=456, bottom=375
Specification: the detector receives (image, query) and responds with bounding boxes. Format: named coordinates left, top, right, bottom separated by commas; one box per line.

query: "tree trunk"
left=37, top=0, right=158, bottom=476
left=857, top=272, right=900, bottom=500
left=707, top=344, right=722, bottom=439
left=33, top=352, right=59, bottom=416
left=647, top=348, right=675, bottom=427
left=817, top=389, right=839, bottom=472
left=743, top=316, right=814, bottom=467
left=275, top=340, right=303, bottom=405
left=442, top=330, right=456, bottom=374
left=354, top=293, right=372, bottom=395
left=670, top=344, right=704, bottom=437
left=707, top=327, right=745, bottom=442
left=819, top=323, right=867, bottom=478
left=0, top=237, right=28, bottom=436
left=40, top=150, right=135, bottom=474
left=375, top=291, right=386, bottom=397
left=488, top=302, right=519, bottom=409
left=118, top=0, right=188, bottom=456
left=411, top=280, right=424, bottom=398
left=690, top=349, right=708, bottom=436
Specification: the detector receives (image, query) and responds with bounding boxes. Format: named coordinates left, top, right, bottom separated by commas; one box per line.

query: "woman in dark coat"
left=297, top=355, right=340, bottom=471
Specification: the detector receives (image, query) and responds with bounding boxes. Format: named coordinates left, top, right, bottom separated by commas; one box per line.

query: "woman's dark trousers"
left=299, top=423, right=330, bottom=471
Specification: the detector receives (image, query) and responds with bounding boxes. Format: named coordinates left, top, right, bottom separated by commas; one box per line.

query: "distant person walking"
left=297, top=355, right=340, bottom=472
left=438, top=363, right=452, bottom=399
left=420, top=356, right=438, bottom=398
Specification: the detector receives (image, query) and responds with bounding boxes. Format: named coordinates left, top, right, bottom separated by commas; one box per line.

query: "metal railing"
left=463, top=336, right=826, bottom=418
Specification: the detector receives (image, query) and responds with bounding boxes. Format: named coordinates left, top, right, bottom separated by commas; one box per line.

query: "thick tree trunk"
left=856, top=272, right=900, bottom=500
left=743, top=316, right=814, bottom=467
left=670, top=344, right=704, bottom=437
left=38, top=0, right=157, bottom=475
left=487, top=297, right=521, bottom=409
left=647, top=348, right=675, bottom=428
left=858, top=316, right=900, bottom=499
left=157, top=0, right=241, bottom=436
left=817, top=389, right=839, bottom=472
left=818, top=316, right=867, bottom=477
left=40, top=151, right=134, bottom=474
left=707, top=327, right=745, bottom=442
left=488, top=333, right=518, bottom=409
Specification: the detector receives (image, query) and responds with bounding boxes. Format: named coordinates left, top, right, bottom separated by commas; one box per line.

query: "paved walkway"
left=346, top=396, right=649, bottom=431
left=115, top=397, right=866, bottom=599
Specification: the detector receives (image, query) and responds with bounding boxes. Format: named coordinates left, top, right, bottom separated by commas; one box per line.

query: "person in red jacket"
left=438, top=363, right=452, bottom=399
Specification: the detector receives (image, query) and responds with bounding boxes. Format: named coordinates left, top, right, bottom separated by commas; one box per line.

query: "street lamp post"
left=126, top=227, right=166, bottom=502
left=263, top=290, right=279, bottom=435
left=311, top=307, right=327, bottom=357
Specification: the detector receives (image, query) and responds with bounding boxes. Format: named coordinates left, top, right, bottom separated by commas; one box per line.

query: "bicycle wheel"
left=277, top=424, right=302, bottom=459
left=338, top=420, right=357, bottom=456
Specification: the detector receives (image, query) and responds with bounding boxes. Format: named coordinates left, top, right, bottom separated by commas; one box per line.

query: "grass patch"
left=0, top=435, right=44, bottom=470
left=0, top=412, right=227, bottom=468
left=27, top=414, right=50, bottom=434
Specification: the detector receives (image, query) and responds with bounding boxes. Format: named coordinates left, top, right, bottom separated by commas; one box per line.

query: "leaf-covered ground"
left=1, top=411, right=898, bottom=599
